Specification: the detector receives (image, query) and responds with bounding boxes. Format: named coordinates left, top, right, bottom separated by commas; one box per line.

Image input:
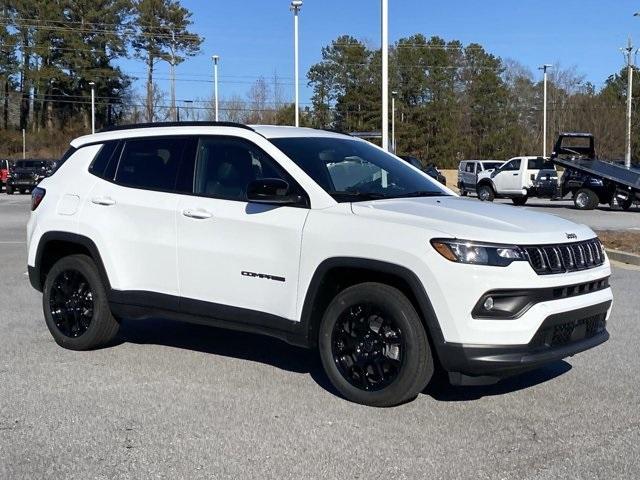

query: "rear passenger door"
left=82, top=136, right=187, bottom=300
left=175, top=135, right=309, bottom=321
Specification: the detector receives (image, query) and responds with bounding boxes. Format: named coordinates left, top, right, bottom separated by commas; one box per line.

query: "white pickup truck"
left=476, top=156, right=558, bottom=205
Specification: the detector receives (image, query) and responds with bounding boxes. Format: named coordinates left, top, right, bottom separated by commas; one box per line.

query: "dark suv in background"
left=6, top=159, right=55, bottom=194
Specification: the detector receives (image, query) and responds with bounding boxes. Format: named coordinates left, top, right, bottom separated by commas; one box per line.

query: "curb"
left=606, top=249, right=640, bottom=267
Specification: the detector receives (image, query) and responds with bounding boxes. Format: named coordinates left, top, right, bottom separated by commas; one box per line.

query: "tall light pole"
left=391, top=90, right=397, bottom=153
left=212, top=55, right=220, bottom=121
left=291, top=1, right=302, bottom=127
left=622, top=36, right=636, bottom=168
left=89, top=81, right=95, bottom=134
left=381, top=0, right=389, bottom=151
left=538, top=64, right=552, bottom=158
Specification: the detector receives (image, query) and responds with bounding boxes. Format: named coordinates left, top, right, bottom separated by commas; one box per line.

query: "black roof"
left=99, top=121, right=254, bottom=133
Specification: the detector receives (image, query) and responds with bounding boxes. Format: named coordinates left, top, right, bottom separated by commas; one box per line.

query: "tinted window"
left=527, top=158, right=555, bottom=170
left=271, top=137, right=449, bottom=202
left=89, top=142, right=119, bottom=179
left=115, top=138, right=186, bottom=191
left=192, top=137, right=288, bottom=201
left=481, top=162, right=502, bottom=171
left=502, top=159, right=521, bottom=171
left=465, top=163, right=475, bottom=173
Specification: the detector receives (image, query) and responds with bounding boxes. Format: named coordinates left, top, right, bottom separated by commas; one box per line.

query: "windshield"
left=270, top=137, right=450, bottom=202
left=14, top=161, right=49, bottom=169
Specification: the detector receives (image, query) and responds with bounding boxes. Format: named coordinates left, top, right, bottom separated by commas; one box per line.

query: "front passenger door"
left=492, top=158, right=521, bottom=193
left=176, top=136, right=309, bottom=321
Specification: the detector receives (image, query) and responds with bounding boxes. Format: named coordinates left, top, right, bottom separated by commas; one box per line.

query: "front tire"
left=43, top=254, right=119, bottom=350
left=574, top=188, right=599, bottom=210
left=318, top=282, right=433, bottom=407
left=477, top=184, right=495, bottom=202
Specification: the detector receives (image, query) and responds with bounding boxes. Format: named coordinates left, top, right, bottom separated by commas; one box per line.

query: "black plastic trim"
left=99, top=121, right=254, bottom=133
left=438, top=301, right=611, bottom=377
left=30, top=231, right=111, bottom=292
left=472, top=276, right=610, bottom=319
left=300, top=257, right=445, bottom=349
left=108, top=290, right=307, bottom=347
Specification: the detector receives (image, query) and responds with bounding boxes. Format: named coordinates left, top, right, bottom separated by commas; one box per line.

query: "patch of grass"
left=595, top=230, right=640, bottom=255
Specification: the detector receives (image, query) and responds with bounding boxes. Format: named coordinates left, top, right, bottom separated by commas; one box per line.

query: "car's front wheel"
left=43, top=254, right=119, bottom=350
left=318, top=282, right=433, bottom=407
left=477, top=184, right=495, bottom=202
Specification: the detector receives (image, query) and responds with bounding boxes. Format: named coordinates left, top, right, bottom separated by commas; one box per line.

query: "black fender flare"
left=299, top=257, right=445, bottom=349
left=30, top=231, right=111, bottom=292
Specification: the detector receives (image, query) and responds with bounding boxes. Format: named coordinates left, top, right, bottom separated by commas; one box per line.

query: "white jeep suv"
left=27, top=122, right=613, bottom=407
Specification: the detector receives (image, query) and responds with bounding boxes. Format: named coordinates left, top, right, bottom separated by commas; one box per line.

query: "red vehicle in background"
left=0, top=159, right=9, bottom=191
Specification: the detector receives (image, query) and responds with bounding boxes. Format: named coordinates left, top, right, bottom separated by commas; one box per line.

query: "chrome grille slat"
left=523, top=239, right=605, bottom=275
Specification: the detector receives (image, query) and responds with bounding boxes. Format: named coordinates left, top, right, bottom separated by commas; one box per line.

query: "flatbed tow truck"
left=551, top=133, right=640, bottom=211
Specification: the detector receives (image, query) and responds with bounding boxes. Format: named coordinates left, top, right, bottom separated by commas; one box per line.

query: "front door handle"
left=182, top=208, right=213, bottom=220
left=91, top=196, right=116, bottom=206
left=512, top=173, right=518, bottom=176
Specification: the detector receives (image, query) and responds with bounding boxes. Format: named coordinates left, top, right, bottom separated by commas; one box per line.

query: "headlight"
left=431, top=239, right=526, bottom=266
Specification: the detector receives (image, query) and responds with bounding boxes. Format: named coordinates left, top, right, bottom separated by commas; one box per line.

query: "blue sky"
left=120, top=0, right=640, bottom=107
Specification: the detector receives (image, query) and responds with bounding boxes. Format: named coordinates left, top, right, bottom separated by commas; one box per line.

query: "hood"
left=351, top=196, right=595, bottom=245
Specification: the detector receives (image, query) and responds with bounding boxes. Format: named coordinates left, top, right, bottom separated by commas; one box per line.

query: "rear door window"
left=115, top=137, right=187, bottom=192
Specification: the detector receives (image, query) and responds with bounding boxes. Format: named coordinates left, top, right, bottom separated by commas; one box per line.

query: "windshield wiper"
left=391, top=191, right=448, bottom=198
left=328, top=191, right=389, bottom=202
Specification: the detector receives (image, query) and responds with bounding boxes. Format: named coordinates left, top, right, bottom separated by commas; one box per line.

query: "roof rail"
left=99, top=121, right=254, bottom=133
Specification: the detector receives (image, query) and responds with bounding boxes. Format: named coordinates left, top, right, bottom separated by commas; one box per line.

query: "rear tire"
left=574, top=188, right=599, bottom=210
left=19, top=188, right=26, bottom=194
left=619, top=198, right=633, bottom=211
left=6, top=185, right=13, bottom=195
left=477, top=184, right=495, bottom=202
left=512, top=196, right=528, bottom=206
left=459, top=185, right=468, bottom=196
left=318, top=282, right=433, bottom=407
left=43, top=254, right=119, bottom=350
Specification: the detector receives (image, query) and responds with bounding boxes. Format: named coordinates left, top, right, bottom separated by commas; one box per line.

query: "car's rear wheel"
left=318, top=282, right=433, bottom=407
left=19, top=188, right=26, bottom=194
left=512, top=196, right=528, bottom=206
left=6, top=185, right=13, bottom=195
left=43, top=254, right=119, bottom=350
left=477, top=184, right=495, bottom=202
left=574, top=188, right=599, bottom=210
left=458, top=184, right=468, bottom=196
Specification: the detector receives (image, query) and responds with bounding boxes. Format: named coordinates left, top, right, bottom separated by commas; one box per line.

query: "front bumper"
left=438, top=301, right=610, bottom=383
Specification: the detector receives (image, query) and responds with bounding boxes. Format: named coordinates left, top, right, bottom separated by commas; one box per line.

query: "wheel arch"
left=476, top=178, right=495, bottom=191
left=300, top=257, right=445, bottom=350
left=30, top=231, right=111, bottom=292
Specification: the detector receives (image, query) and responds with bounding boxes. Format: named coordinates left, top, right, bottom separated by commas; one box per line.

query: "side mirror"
left=246, top=178, right=302, bottom=205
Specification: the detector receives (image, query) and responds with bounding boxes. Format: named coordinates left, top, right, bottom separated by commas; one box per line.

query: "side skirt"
left=108, top=290, right=310, bottom=348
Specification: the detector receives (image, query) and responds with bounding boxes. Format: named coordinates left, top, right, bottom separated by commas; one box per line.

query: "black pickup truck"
left=551, top=133, right=640, bottom=210
left=6, top=159, right=56, bottom=195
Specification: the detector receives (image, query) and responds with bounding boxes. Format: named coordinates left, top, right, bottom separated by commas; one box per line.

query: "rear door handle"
left=91, top=196, right=116, bottom=206
left=512, top=173, right=518, bottom=176
left=182, top=208, right=213, bottom=220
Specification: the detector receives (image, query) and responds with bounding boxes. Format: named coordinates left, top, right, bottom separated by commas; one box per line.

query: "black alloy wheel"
left=318, top=282, right=433, bottom=407
left=331, top=303, right=403, bottom=391
left=43, top=254, right=120, bottom=350
left=49, top=269, right=95, bottom=338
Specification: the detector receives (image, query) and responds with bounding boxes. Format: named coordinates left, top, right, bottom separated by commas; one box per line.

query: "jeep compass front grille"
left=523, top=239, right=605, bottom=275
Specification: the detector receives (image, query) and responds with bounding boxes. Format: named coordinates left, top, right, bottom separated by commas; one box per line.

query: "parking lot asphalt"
left=1, top=193, right=639, bottom=479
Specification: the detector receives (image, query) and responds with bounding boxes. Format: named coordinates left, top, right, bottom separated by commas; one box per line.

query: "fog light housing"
left=483, top=297, right=494, bottom=311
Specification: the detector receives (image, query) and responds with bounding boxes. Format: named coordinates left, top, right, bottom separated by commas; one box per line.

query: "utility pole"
left=538, top=64, right=552, bottom=158
left=291, top=1, right=302, bottom=127
left=171, top=31, right=177, bottom=121
left=381, top=0, right=389, bottom=151
left=212, top=55, right=220, bottom=121
left=89, top=81, right=95, bottom=134
left=391, top=90, right=397, bottom=153
left=623, top=37, right=636, bottom=168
